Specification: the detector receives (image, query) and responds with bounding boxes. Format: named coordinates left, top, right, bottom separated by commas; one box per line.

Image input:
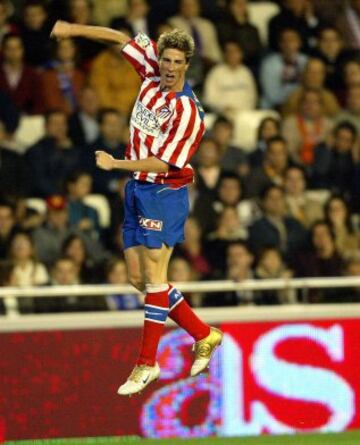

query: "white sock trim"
left=146, top=283, right=169, bottom=293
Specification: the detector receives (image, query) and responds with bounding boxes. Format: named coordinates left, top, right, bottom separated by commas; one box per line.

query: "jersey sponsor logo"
left=139, top=216, right=163, bottom=231
left=131, top=100, right=161, bottom=137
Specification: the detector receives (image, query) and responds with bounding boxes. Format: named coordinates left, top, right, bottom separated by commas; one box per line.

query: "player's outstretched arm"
left=95, top=151, right=169, bottom=173
left=50, top=20, right=131, bottom=49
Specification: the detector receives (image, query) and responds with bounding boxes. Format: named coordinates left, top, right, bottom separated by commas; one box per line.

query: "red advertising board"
left=0, top=318, right=359, bottom=440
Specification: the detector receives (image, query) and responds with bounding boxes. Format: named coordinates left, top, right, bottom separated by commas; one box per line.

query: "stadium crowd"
left=0, top=0, right=360, bottom=313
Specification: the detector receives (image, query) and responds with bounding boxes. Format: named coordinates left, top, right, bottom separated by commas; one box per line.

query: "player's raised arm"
left=50, top=20, right=131, bottom=49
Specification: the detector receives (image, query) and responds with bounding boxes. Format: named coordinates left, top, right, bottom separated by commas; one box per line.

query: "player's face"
left=159, top=48, right=189, bottom=92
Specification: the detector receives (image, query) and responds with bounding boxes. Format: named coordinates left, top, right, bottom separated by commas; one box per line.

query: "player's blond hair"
left=157, top=29, right=195, bottom=62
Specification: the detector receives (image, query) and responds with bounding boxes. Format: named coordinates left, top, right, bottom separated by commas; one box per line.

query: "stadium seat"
left=15, top=115, right=45, bottom=150
left=248, top=2, right=280, bottom=45
left=232, top=110, right=280, bottom=151
left=83, top=194, right=111, bottom=228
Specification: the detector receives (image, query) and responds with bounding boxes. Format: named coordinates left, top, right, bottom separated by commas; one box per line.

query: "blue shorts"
left=123, top=179, right=190, bottom=249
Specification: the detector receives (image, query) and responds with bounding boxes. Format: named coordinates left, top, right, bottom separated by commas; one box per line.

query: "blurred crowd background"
left=0, top=0, right=360, bottom=313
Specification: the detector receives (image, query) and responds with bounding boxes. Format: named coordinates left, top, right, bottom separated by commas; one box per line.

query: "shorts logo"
left=139, top=216, right=163, bottom=231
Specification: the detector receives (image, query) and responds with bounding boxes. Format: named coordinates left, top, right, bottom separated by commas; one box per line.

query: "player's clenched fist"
left=50, top=20, right=72, bottom=40
left=95, top=151, right=115, bottom=170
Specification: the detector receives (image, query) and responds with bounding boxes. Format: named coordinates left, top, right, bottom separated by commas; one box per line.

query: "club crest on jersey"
left=156, top=105, right=172, bottom=120
left=135, top=33, right=151, bottom=49
left=139, top=216, right=163, bottom=231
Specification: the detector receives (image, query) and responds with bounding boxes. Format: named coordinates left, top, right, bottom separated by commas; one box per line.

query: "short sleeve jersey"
left=122, top=33, right=205, bottom=186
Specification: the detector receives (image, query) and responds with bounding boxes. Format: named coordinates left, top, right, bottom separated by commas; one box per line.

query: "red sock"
left=168, top=285, right=210, bottom=341
left=137, top=284, right=169, bottom=366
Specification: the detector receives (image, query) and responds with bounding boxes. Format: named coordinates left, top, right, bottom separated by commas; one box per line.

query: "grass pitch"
left=5, top=431, right=360, bottom=445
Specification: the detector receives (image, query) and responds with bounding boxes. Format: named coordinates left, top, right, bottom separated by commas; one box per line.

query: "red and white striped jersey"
left=122, top=33, right=205, bottom=186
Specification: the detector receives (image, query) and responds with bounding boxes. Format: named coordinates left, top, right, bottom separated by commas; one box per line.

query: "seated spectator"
left=26, top=110, right=82, bottom=197
left=68, top=85, right=100, bottom=146
left=248, top=185, right=307, bottom=260
left=282, top=58, right=340, bottom=117
left=88, top=36, right=141, bottom=116
left=335, top=85, right=360, bottom=136
left=282, top=88, right=334, bottom=167
left=255, top=247, right=296, bottom=304
left=194, top=137, right=223, bottom=197
left=111, top=0, right=155, bottom=38
left=32, top=195, right=107, bottom=266
left=87, top=108, right=127, bottom=196
left=336, top=59, right=360, bottom=106
left=245, top=136, right=289, bottom=199
left=295, top=221, right=344, bottom=303
left=41, top=38, right=85, bottom=115
left=32, top=255, right=109, bottom=313
left=284, top=166, right=323, bottom=228
left=65, top=170, right=101, bottom=236
left=105, top=257, right=143, bottom=310
left=168, top=256, right=202, bottom=307
left=175, top=217, right=212, bottom=279
left=18, top=0, right=52, bottom=67
left=0, top=0, right=17, bottom=48
left=0, top=33, right=42, bottom=114
left=208, top=206, right=248, bottom=242
left=203, top=241, right=255, bottom=306
left=204, top=40, right=257, bottom=119
left=260, top=28, right=308, bottom=110
left=211, top=116, right=248, bottom=176
left=312, top=122, right=359, bottom=202
left=336, top=0, right=360, bottom=52
left=169, top=0, right=222, bottom=86
left=8, top=230, right=48, bottom=287
left=249, top=116, right=281, bottom=168
left=0, top=200, right=18, bottom=259
left=268, top=0, right=321, bottom=52
left=0, top=135, right=28, bottom=197
left=61, top=234, right=101, bottom=283
left=324, top=195, right=360, bottom=260
left=311, top=26, right=348, bottom=94
left=216, top=0, right=262, bottom=72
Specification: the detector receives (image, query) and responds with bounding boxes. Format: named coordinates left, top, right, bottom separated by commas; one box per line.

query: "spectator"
left=343, top=256, right=360, bottom=302
left=282, top=88, right=334, bottom=166
left=18, top=0, right=52, bottom=67
left=335, top=85, right=360, bottom=136
left=312, top=121, right=359, bottom=201
left=175, top=217, right=212, bottom=279
left=268, top=0, right=321, bottom=52
left=8, top=230, right=48, bottom=287
left=204, top=40, right=257, bottom=119
left=282, top=58, right=341, bottom=117
left=68, top=85, right=100, bottom=146
left=111, top=0, right=155, bottom=38
left=0, top=133, right=28, bottom=196
left=61, top=234, right=101, bottom=283
left=216, top=0, right=262, bottom=71
left=105, top=257, right=142, bottom=310
left=245, top=136, right=289, bottom=198
left=0, top=0, right=17, bottom=47
left=0, top=200, right=18, bottom=259
left=169, top=0, right=222, bottom=86
left=41, top=38, right=85, bottom=115
left=336, top=0, right=360, bottom=51
left=338, top=59, right=360, bottom=105
left=0, top=259, right=15, bottom=315
left=311, top=26, right=347, bottom=94
left=32, top=255, right=109, bottom=313
left=195, top=137, right=223, bottom=197
left=0, top=33, right=42, bottom=114
left=248, top=185, right=307, bottom=260
left=255, top=247, right=296, bottom=304
left=211, top=116, right=248, bottom=176
left=87, top=108, right=127, bottom=196
left=284, top=165, right=323, bottom=228
left=88, top=35, right=141, bottom=116
left=249, top=116, right=281, bottom=167
left=324, top=195, right=360, bottom=260
left=64, top=170, right=101, bottom=235
left=204, top=241, right=255, bottom=306
left=26, top=110, right=82, bottom=197
left=260, top=28, right=308, bottom=109
left=295, top=221, right=344, bottom=302
left=0, top=90, right=19, bottom=136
